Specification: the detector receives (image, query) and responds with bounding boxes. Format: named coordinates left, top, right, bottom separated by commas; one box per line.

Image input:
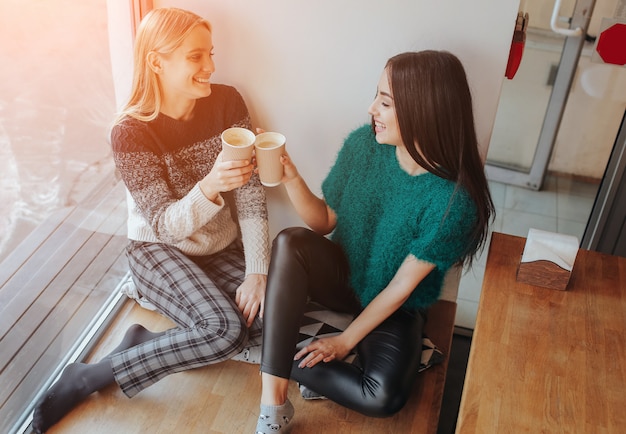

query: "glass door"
left=485, top=0, right=602, bottom=190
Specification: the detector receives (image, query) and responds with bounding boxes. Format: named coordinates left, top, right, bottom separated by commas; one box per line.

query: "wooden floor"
left=45, top=299, right=456, bottom=434
left=7, top=174, right=457, bottom=433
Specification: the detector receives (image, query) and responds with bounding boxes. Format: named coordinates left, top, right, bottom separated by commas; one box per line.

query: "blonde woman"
left=33, top=8, right=270, bottom=433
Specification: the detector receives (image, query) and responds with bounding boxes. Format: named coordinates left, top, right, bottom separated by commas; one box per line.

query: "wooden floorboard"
left=45, top=299, right=456, bottom=434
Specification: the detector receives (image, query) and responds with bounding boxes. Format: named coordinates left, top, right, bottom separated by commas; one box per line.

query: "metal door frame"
left=581, top=110, right=626, bottom=252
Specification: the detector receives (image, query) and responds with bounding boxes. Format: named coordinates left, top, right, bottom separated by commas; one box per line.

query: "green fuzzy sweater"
left=322, top=125, right=477, bottom=311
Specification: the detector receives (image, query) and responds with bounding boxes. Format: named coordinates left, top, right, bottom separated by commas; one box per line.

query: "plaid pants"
left=110, top=240, right=262, bottom=397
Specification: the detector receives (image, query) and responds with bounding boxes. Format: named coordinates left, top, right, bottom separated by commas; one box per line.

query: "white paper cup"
left=254, top=132, right=286, bottom=187
left=221, top=127, right=255, bottom=161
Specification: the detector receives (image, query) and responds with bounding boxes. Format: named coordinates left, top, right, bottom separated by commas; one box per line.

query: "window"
left=0, top=1, right=122, bottom=432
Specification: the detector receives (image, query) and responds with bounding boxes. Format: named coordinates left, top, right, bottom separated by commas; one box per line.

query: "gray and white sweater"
left=111, top=84, right=270, bottom=275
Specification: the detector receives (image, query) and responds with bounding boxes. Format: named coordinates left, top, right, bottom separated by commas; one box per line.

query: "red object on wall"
left=506, top=41, right=525, bottom=79
left=596, top=23, right=626, bottom=66
left=505, top=12, right=528, bottom=80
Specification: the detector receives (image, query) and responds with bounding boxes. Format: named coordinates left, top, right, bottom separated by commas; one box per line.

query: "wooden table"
left=456, top=232, right=626, bottom=433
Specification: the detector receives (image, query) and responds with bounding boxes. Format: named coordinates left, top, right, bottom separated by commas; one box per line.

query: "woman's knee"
left=271, top=227, right=328, bottom=278
left=197, top=312, right=249, bottom=355
left=266, top=227, right=316, bottom=307
left=222, top=314, right=248, bottom=347
left=364, top=385, right=411, bottom=417
left=293, top=361, right=413, bottom=418
left=272, top=227, right=313, bottom=252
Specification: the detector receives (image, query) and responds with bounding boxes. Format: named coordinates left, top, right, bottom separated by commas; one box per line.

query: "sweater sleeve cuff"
left=190, top=183, right=224, bottom=215
left=239, top=218, right=270, bottom=275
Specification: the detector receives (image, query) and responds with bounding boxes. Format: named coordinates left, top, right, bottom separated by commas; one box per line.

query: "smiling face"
left=368, top=67, right=403, bottom=148
left=152, top=24, right=215, bottom=116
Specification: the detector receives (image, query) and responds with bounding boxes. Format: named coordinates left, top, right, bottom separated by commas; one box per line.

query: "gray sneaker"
left=232, top=345, right=262, bottom=364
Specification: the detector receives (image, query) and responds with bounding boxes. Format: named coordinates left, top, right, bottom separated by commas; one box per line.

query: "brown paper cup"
left=221, top=127, right=255, bottom=161
left=254, top=132, right=286, bottom=187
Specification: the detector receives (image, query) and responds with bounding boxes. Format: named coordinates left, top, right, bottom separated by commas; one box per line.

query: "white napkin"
left=520, top=228, right=579, bottom=271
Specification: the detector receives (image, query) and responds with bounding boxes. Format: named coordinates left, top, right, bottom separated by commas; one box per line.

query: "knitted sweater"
left=322, top=125, right=477, bottom=311
left=111, top=84, right=270, bottom=275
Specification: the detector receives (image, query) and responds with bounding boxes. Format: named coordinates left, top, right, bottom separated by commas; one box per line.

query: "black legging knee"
left=292, top=308, right=424, bottom=417
left=261, top=227, right=425, bottom=417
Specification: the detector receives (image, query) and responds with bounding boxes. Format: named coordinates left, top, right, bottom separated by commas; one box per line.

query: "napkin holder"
left=516, top=228, right=579, bottom=291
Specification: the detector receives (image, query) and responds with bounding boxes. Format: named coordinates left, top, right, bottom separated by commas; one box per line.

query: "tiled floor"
left=454, top=176, right=599, bottom=330
left=438, top=175, right=599, bottom=433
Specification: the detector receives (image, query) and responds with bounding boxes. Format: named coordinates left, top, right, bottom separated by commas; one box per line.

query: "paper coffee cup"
left=221, top=127, right=255, bottom=161
left=254, top=132, right=286, bottom=187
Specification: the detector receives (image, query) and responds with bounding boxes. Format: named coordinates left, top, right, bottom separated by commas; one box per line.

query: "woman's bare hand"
left=294, top=334, right=352, bottom=368
left=199, top=152, right=254, bottom=201
left=235, top=273, right=267, bottom=327
left=279, top=152, right=300, bottom=184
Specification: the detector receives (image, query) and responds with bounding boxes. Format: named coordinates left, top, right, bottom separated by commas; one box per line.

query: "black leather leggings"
left=261, top=227, right=425, bottom=417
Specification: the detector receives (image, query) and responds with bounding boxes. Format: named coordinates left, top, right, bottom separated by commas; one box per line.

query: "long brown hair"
left=384, top=50, right=494, bottom=265
left=114, top=8, right=212, bottom=125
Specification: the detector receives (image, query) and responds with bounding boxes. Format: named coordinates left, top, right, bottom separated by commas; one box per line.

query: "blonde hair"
left=114, top=8, right=212, bottom=124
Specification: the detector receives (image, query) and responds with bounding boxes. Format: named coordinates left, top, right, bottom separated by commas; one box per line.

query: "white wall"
left=108, top=0, right=520, bottom=235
